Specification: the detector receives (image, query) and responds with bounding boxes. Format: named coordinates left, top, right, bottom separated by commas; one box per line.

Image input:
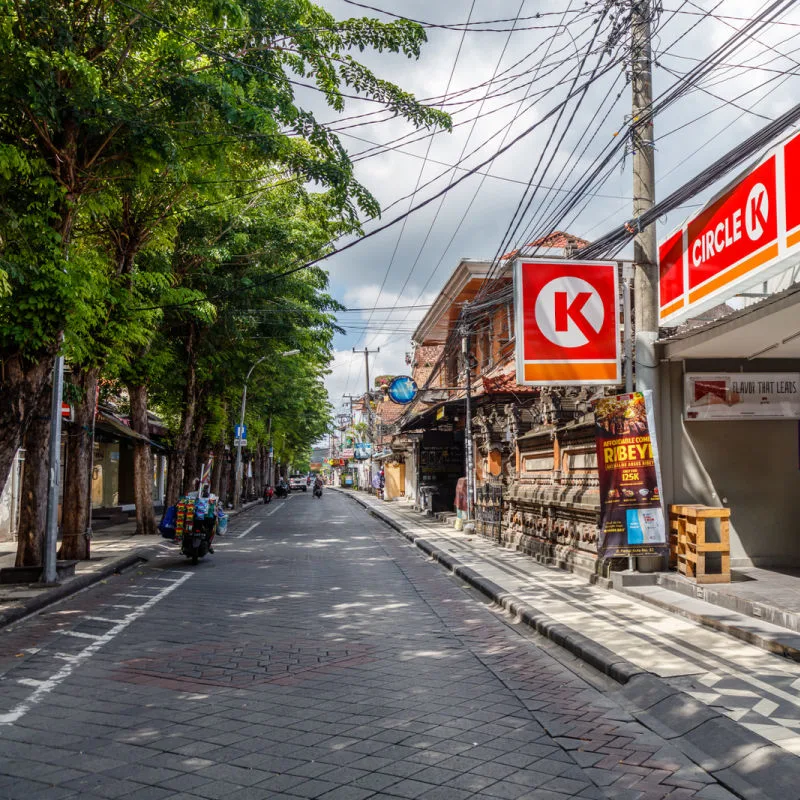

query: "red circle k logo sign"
left=515, top=259, right=620, bottom=386
left=534, top=277, right=605, bottom=349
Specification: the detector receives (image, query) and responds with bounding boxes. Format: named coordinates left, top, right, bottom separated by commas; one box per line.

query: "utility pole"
left=461, top=329, right=475, bottom=521
left=352, top=346, right=380, bottom=425
left=43, top=353, right=66, bottom=585
left=631, top=0, right=658, bottom=398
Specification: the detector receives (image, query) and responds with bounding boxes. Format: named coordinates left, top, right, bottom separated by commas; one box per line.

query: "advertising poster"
left=593, top=391, right=667, bottom=559
left=685, top=373, right=800, bottom=420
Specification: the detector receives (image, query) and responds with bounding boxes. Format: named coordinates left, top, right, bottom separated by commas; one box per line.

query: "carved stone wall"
left=505, top=413, right=608, bottom=581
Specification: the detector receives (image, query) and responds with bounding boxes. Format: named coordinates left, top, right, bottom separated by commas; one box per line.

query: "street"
left=0, top=491, right=742, bottom=799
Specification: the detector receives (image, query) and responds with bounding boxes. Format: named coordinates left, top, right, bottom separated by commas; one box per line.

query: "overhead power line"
left=579, top=99, right=800, bottom=260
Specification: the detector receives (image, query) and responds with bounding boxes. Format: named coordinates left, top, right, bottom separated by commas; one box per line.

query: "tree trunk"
left=182, top=409, right=207, bottom=495
left=220, top=454, right=232, bottom=508
left=164, top=326, right=197, bottom=507
left=59, top=367, right=98, bottom=560
left=0, top=352, right=56, bottom=499
left=15, top=388, right=52, bottom=567
left=210, top=435, right=225, bottom=497
left=128, top=383, right=157, bottom=536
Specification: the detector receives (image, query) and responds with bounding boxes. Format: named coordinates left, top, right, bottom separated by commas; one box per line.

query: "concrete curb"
left=340, top=489, right=800, bottom=800
left=0, top=500, right=262, bottom=630
left=0, top=548, right=153, bottom=629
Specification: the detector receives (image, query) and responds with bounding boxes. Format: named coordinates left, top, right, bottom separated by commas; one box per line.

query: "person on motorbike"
left=313, top=475, right=324, bottom=497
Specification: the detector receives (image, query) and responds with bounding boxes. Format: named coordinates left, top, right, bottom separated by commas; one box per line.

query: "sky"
left=299, top=0, right=800, bottom=421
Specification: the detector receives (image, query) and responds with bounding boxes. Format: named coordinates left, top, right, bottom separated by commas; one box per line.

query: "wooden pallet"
left=670, top=504, right=730, bottom=584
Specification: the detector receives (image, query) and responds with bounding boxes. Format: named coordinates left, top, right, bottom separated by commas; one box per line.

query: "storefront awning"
left=398, top=395, right=466, bottom=432
left=95, top=411, right=168, bottom=451
left=661, top=284, right=800, bottom=361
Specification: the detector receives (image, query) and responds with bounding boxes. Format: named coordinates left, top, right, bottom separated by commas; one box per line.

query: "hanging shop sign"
left=684, top=372, right=800, bottom=420
left=660, top=130, right=800, bottom=325
left=341, top=448, right=355, bottom=459
left=353, top=442, right=373, bottom=460
left=593, top=391, right=667, bottom=560
left=514, top=258, right=620, bottom=385
left=387, top=375, right=418, bottom=405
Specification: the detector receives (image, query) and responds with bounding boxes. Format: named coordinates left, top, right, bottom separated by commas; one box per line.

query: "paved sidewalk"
left=0, top=500, right=261, bottom=628
left=338, top=489, right=800, bottom=797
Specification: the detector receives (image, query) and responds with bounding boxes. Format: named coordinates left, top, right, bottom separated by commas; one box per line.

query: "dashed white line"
left=236, top=522, right=260, bottom=539
left=0, top=573, right=193, bottom=727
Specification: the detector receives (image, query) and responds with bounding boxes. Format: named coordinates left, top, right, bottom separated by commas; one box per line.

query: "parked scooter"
left=275, top=481, right=288, bottom=499
left=264, top=485, right=274, bottom=504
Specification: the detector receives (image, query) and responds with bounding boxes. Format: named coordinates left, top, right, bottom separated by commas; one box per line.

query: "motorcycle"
left=264, top=485, right=274, bottom=504
left=313, top=485, right=323, bottom=499
left=275, top=483, right=288, bottom=499
left=182, top=515, right=215, bottom=565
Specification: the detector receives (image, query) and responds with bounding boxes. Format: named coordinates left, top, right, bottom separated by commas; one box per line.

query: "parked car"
left=289, top=474, right=307, bottom=492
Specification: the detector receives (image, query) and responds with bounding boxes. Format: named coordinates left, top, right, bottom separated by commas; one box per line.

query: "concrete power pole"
left=631, top=0, right=658, bottom=398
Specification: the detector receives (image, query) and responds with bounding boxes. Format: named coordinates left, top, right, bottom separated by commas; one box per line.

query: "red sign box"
left=514, top=259, right=620, bottom=386
left=659, top=130, right=800, bottom=325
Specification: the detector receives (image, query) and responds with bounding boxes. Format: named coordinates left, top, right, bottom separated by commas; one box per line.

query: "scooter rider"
left=313, top=475, right=324, bottom=497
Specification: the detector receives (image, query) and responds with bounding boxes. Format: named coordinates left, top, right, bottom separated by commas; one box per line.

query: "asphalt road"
left=0, top=490, right=733, bottom=799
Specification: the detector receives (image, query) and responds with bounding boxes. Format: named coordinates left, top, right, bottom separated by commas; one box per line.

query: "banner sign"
left=514, top=259, right=620, bottom=385
left=685, top=372, right=800, bottom=420
left=593, top=392, right=667, bottom=559
left=660, top=129, right=800, bottom=325
left=341, top=448, right=354, bottom=459
left=353, top=442, right=373, bottom=460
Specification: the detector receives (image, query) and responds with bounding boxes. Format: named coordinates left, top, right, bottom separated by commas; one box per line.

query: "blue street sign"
left=235, top=424, right=247, bottom=439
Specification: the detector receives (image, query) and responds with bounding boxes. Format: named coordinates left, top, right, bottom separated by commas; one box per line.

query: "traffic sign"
left=234, top=424, right=247, bottom=439
left=234, top=438, right=247, bottom=447
left=514, top=259, right=620, bottom=386
left=61, top=402, right=72, bottom=421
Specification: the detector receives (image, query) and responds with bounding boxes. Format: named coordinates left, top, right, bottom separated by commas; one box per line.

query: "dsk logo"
left=534, top=276, right=604, bottom=348
left=746, top=182, right=769, bottom=241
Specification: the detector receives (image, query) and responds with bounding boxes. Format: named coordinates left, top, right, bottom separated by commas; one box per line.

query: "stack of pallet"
left=670, top=504, right=731, bottom=584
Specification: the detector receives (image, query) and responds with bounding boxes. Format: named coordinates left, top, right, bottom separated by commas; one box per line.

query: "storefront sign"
left=514, top=259, right=620, bottom=385
left=387, top=375, right=418, bottom=404
left=684, top=372, right=800, bottom=420
left=593, top=392, right=667, bottom=559
left=660, top=129, right=800, bottom=325
left=341, top=448, right=354, bottom=459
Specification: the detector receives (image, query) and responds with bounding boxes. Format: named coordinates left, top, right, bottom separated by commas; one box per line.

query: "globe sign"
left=387, top=375, right=418, bottom=405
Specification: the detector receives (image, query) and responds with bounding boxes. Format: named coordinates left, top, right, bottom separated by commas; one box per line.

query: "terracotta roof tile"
left=501, top=230, right=589, bottom=260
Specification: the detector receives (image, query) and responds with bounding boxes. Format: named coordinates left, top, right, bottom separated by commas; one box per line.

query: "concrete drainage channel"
left=338, top=489, right=800, bottom=800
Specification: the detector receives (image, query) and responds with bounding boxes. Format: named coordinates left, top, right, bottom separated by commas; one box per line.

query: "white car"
left=288, top=475, right=307, bottom=492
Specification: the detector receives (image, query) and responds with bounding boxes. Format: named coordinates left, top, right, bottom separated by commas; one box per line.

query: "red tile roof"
left=501, top=230, right=589, bottom=260
left=480, top=365, right=538, bottom=396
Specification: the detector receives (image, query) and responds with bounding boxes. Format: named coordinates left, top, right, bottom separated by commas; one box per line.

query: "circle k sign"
left=514, top=259, right=620, bottom=386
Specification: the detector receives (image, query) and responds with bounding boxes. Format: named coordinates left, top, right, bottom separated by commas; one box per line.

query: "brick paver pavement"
left=0, top=492, right=734, bottom=799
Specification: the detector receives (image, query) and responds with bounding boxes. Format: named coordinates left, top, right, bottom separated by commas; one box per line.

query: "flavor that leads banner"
left=593, top=391, right=667, bottom=559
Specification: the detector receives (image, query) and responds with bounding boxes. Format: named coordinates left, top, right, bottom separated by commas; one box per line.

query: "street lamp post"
left=233, top=350, right=299, bottom=509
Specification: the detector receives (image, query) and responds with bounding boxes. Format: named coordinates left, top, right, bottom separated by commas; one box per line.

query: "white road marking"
left=0, top=572, right=193, bottom=727
left=56, top=630, right=103, bottom=640
left=236, top=522, right=260, bottom=539
left=84, top=616, right=117, bottom=624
